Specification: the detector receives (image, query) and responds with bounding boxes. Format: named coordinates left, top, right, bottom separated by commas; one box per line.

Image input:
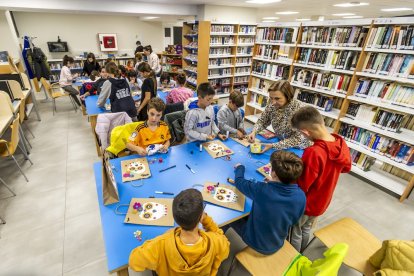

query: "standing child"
left=137, top=62, right=157, bottom=121
left=134, top=53, right=144, bottom=73
left=59, top=55, right=81, bottom=107
left=129, top=189, right=229, bottom=275
left=290, top=106, right=351, bottom=252
left=82, top=52, right=101, bottom=76
left=97, top=62, right=137, bottom=120
left=143, top=45, right=161, bottom=76
left=184, top=82, right=226, bottom=142
left=217, top=90, right=246, bottom=138
left=166, top=72, right=194, bottom=104
left=126, top=98, right=171, bottom=156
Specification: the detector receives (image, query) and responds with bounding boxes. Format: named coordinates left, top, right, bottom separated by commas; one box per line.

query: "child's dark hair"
left=229, top=90, right=244, bottom=108
left=291, top=106, right=324, bottom=130
left=147, top=97, right=166, bottom=113
left=173, top=189, right=204, bottom=231
left=270, top=151, right=303, bottom=184
left=86, top=52, right=96, bottom=63
left=118, top=65, right=127, bottom=76
left=105, top=62, right=121, bottom=78
left=90, top=70, right=99, bottom=81
left=144, top=45, right=153, bottom=53
left=135, top=53, right=143, bottom=62
left=126, top=70, right=137, bottom=81
left=197, top=82, right=216, bottom=98
left=160, top=72, right=171, bottom=84
left=176, top=73, right=186, bottom=85
left=136, top=40, right=141, bottom=45
left=63, top=55, right=74, bottom=66
left=137, top=62, right=154, bottom=76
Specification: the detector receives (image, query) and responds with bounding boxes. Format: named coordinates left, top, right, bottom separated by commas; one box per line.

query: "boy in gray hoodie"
left=184, top=82, right=226, bottom=142
left=217, top=90, right=246, bottom=138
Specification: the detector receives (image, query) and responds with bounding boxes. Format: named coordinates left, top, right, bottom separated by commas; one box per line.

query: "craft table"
left=94, top=137, right=303, bottom=275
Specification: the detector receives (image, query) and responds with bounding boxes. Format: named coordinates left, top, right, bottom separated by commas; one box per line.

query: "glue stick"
left=226, top=130, right=230, bottom=139
left=199, top=144, right=202, bottom=152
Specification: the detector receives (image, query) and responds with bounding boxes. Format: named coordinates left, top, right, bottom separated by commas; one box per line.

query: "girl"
left=82, top=52, right=101, bottom=76
left=166, top=73, right=194, bottom=104
left=134, top=53, right=144, bottom=73
left=137, top=62, right=157, bottom=121
left=59, top=55, right=81, bottom=106
left=126, top=59, right=134, bottom=71
left=127, top=70, right=143, bottom=94
left=157, top=72, right=176, bottom=89
left=97, top=62, right=137, bottom=120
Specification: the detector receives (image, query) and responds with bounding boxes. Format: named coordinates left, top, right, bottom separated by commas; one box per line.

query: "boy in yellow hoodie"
left=129, top=188, right=230, bottom=275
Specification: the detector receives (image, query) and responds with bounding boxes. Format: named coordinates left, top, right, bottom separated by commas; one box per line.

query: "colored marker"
left=186, top=164, right=196, bottom=174
left=155, top=191, right=174, bottom=195
left=159, top=165, right=176, bottom=173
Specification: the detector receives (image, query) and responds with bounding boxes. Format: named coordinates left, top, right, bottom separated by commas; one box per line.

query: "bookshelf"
left=182, top=21, right=256, bottom=97
left=160, top=53, right=183, bottom=75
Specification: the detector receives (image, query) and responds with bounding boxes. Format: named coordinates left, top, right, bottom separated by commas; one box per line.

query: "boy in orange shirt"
left=129, top=189, right=230, bottom=275
left=126, top=97, right=171, bottom=156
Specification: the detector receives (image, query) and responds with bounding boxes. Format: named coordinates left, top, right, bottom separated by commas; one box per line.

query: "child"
left=80, top=68, right=108, bottom=100
left=157, top=72, right=176, bottom=89
left=82, top=52, right=101, bottom=76
left=89, top=70, right=99, bottom=81
left=134, top=40, right=144, bottom=54
left=126, top=70, right=143, bottom=94
left=129, top=188, right=230, bottom=275
left=126, top=98, right=171, bottom=156
left=143, top=45, right=161, bottom=75
left=97, top=62, right=137, bottom=120
left=59, top=55, right=81, bottom=106
left=290, top=106, right=351, bottom=252
left=118, top=65, right=127, bottom=78
left=217, top=90, right=246, bottom=138
left=134, top=53, right=144, bottom=73
left=126, top=59, right=134, bottom=71
left=184, top=82, right=226, bottom=142
left=137, top=62, right=157, bottom=121
left=166, top=72, right=194, bottom=104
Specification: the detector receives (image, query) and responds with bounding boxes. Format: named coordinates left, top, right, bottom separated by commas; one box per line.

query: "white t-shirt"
left=148, top=52, right=161, bottom=74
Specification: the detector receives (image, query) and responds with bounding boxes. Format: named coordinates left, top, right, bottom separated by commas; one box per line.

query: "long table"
left=94, top=137, right=303, bottom=275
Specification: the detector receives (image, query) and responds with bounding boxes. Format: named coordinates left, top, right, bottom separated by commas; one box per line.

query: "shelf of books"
left=334, top=17, right=414, bottom=201
left=160, top=53, right=183, bottom=75
left=182, top=21, right=256, bottom=96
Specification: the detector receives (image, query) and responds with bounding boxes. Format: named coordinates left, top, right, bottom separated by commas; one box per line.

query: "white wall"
left=13, top=11, right=164, bottom=59
left=0, top=11, right=19, bottom=58
left=201, top=5, right=258, bottom=23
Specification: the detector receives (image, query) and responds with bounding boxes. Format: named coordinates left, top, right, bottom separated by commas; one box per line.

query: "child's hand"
left=234, top=163, right=242, bottom=169
left=264, top=176, right=272, bottom=183
left=236, top=130, right=245, bottom=139
left=159, top=144, right=169, bottom=153
left=136, top=147, right=147, bottom=156
left=74, top=73, right=79, bottom=78
left=239, top=128, right=247, bottom=135
left=261, top=144, right=273, bottom=153
left=80, top=95, right=85, bottom=100
left=207, top=134, right=216, bottom=140
left=247, top=132, right=256, bottom=143
left=218, top=134, right=227, bottom=141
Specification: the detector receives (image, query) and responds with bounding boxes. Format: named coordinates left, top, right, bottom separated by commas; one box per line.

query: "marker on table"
left=155, top=191, right=174, bottom=195
left=186, top=164, right=196, bottom=174
left=159, top=165, right=176, bottom=173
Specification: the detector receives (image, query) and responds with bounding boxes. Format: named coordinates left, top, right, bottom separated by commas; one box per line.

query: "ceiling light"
left=318, top=16, right=325, bottom=21
left=262, top=20, right=276, bottom=22
left=343, top=15, right=364, bottom=18
left=296, top=18, right=311, bottom=21
left=246, top=0, right=281, bottom=3
left=381, top=7, right=413, bottom=12
left=334, top=2, right=369, bottom=7
left=142, top=16, right=159, bottom=20
left=276, top=11, right=299, bottom=15
left=262, top=17, right=280, bottom=19
left=332, top=13, right=355, bottom=16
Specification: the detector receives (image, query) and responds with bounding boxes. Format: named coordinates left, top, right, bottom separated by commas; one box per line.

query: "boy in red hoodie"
left=290, top=106, right=351, bottom=252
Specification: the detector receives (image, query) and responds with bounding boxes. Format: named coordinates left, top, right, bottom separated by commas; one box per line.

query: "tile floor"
left=0, top=95, right=413, bottom=276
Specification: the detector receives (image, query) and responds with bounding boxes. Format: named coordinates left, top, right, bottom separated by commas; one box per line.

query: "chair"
left=0, top=114, right=33, bottom=182
left=309, top=217, right=382, bottom=275
left=0, top=176, right=16, bottom=197
left=40, top=78, right=77, bottom=115
left=164, top=110, right=186, bottom=146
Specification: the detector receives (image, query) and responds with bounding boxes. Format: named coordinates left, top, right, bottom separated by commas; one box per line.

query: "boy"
left=184, top=82, right=226, bottom=142
left=126, top=98, right=171, bottom=156
left=129, top=189, right=230, bottom=275
left=290, top=106, right=351, bottom=252
left=80, top=68, right=108, bottom=100
left=217, top=90, right=246, bottom=139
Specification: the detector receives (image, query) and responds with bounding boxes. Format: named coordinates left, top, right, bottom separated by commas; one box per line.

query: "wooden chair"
left=0, top=114, right=33, bottom=182
left=310, top=217, right=381, bottom=275
left=233, top=240, right=299, bottom=275
left=40, top=78, right=77, bottom=115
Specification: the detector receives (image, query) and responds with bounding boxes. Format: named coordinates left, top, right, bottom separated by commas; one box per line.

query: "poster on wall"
left=98, top=33, right=118, bottom=51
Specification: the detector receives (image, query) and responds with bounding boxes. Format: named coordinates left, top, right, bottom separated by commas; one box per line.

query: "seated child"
left=184, top=82, right=226, bottom=142
left=217, top=90, right=246, bottom=138
left=118, top=64, right=127, bottom=78
left=129, top=188, right=230, bottom=275
left=166, top=72, right=194, bottom=104
left=126, top=70, right=143, bottom=94
left=126, top=97, right=171, bottom=156
left=126, top=59, right=134, bottom=71
left=157, top=72, right=176, bottom=89
left=80, top=68, right=108, bottom=100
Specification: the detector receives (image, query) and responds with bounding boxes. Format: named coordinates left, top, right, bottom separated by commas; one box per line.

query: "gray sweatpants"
left=62, top=85, right=81, bottom=106
left=290, top=214, right=317, bottom=252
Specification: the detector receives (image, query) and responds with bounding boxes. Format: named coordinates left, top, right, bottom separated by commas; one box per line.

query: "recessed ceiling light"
left=343, top=15, right=364, bottom=18
left=262, top=17, right=280, bottom=20
left=334, top=2, right=369, bottom=7
left=296, top=18, right=311, bottom=21
left=262, top=20, right=276, bottom=22
left=381, top=7, right=413, bottom=12
left=332, top=13, right=355, bottom=16
left=246, top=0, right=281, bottom=3
left=276, top=11, right=299, bottom=15
left=318, top=16, right=325, bottom=21
left=142, top=16, right=159, bottom=20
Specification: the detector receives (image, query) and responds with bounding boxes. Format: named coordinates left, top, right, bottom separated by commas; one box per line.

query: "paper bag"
left=102, top=151, right=120, bottom=205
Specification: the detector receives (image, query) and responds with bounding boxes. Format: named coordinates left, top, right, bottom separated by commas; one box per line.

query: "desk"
left=94, top=138, right=303, bottom=275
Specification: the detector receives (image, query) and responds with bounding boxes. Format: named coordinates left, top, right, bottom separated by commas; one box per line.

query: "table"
left=157, top=89, right=197, bottom=103
left=94, top=137, right=303, bottom=275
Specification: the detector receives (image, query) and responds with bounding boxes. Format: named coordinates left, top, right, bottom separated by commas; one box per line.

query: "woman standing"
left=143, top=45, right=161, bottom=76
left=137, top=62, right=157, bottom=121
left=82, top=52, right=101, bottom=76
left=59, top=55, right=81, bottom=106
left=247, top=80, right=311, bottom=151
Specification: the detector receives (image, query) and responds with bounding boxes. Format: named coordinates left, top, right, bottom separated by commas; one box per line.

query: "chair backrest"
left=7, top=80, right=26, bottom=122
left=95, top=112, right=132, bottom=150
left=20, top=73, right=31, bottom=90
left=40, top=78, right=53, bottom=98
left=164, top=110, right=187, bottom=145
left=8, top=114, right=20, bottom=155
left=0, top=90, right=14, bottom=114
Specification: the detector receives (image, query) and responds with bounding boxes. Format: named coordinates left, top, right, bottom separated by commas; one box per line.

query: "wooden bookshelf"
left=159, top=53, right=183, bottom=75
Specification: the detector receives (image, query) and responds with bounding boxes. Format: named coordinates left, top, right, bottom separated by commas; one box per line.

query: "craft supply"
left=227, top=177, right=235, bottom=184
left=257, top=163, right=272, bottom=177
left=155, top=191, right=174, bottom=195
left=186, top=164, right=196, bottom=174
left=124, top=198, right=174, bottom=226
left=202, top=182, right=246, bottom=212
left=133, top=230, right=142, bottom=241
left=250, top=143, right=262, bottom=154
left=226, top=131, right=230, bottom=139
left=159, top=165, right=176, bottom=173
left=121, top=158, right=151, bottom=182
left=202, top=140, right=234, bottom=159
left=199, top=144, right=203, bottom=152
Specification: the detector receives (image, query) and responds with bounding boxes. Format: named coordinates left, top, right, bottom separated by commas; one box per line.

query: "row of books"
left=236, top=57, right=252, bottom=65
left=235, top=67, right=250, bottom=74
left=353, top=79, right=414, bottom=106
left=301, top=26, right=369, bottom=47
left=210, top=37, right=234, bottom=45
left=233, top=84, right=248, bottom=93
left=184, top=65, right=197, bottom=73
left=208, top=68, right=232, bottom=76
left=296, top=48, right=360, bottom=71
left=324, top=117, right=337, bottom=129
left=238, top=37, right=255, bottom=44
left=184, top=54, right=197, bottom=62
left=255, top=45, right=292, bottom=61
left=240, top=26, right=256, bottom=34
left=296, top=91, right=335, bottom=112
left=209, top=58, right=232, bottom=66
left=256, top=27, right=298, bottom=44
left=237, top=47, right=253, bottom=55
left=339, top=123, right=414, bottom=165
left=291, top=68, right=351, bottom=94
left=381, top=163, right=412, bottom=181
left=250, top=93, right=268, bottom=108
left=362, top=53, right=414, bottom=79
left=209, top=48, right=232, bottom=56
left=252, top=61, right=290, bottom=80
left=350, top=149, right=376, bottom=171
left=366, top=25, right=414, bottom=50
left=210, top=77, right=231, bottom=86
left=234, top=76, right=249, bottom=84
left=211, top=25, right=234, bottom=33
left=345, top=103, right=376, bottom=121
